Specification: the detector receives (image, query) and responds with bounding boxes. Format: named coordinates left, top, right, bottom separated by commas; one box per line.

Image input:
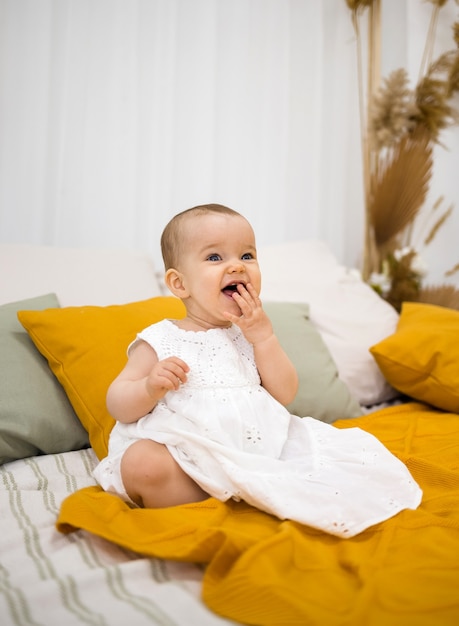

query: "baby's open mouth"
left=222, top=282, right=244, bottom=296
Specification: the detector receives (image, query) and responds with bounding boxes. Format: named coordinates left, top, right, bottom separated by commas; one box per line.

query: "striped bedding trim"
left=0, top=449, right=235, bottom=626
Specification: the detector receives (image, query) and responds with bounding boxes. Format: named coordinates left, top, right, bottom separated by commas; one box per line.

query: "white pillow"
left=258, top=240, right=400, bottom=406
left=0, top=244, right=161, bottom=306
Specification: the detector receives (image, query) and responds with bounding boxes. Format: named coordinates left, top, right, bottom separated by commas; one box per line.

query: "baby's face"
left=178, top=213, right=261, bottom=326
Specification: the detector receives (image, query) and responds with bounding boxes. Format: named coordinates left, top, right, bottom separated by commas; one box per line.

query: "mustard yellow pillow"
left=18, top=297, right=186, bottom=460
left=370, top=302, right=459, bottom=413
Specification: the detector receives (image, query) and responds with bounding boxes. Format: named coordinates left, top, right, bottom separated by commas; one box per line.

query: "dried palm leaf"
left=369, top=132, right=433, bottom=247
left=432, top=195, right=444, bottom=210
left=423, top=203, right=453, bottom=246
left=418, top=284, right=459, bottom=310
left=404, top=195, right=442, bottom=248
left=445, top=262, right=459, bottom=277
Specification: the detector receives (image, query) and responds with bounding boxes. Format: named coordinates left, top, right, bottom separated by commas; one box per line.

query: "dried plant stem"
left=369, top=0, right=382, bottom=100
left=404, top=4, right=440, bottom=248
left=445, top=262, right=459, bottom=277
left=419, top=4, right=440, bottom=81
left=352, top=10, right=372, bottom=279
left=367, top=0, right=381, bottom=277
left=360, top=0, right=382, bottom=280
left=409, top=195, right=444, bottom=247
left=423, top=203, right=453, bottom=246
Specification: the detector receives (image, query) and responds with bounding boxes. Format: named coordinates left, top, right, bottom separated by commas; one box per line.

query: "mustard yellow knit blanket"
left=57, top=402, right=459, bottom=625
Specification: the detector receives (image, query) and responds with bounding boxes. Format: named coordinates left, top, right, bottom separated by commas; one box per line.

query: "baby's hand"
left=224, top=282, right=273, bottom=345
left=145, top=356, right=189, bottom=400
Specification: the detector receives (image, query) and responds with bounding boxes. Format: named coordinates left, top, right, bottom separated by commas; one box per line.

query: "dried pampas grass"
left=346, top=0, right=459, bottom=311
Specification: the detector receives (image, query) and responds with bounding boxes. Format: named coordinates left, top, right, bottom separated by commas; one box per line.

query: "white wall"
left=0, top=0, right=457, bottom=287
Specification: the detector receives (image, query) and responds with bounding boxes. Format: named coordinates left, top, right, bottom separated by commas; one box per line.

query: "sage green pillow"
left=0, top=294, right=89, bottom=464
left=264, top=302, right=362, bottom=422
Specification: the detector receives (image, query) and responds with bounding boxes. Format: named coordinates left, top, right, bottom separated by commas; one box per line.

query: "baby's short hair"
left=160, top=203, right=242, bottom=270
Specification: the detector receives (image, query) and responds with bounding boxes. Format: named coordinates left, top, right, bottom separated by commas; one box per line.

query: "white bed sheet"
left=0, top=448, right=237, bottom=626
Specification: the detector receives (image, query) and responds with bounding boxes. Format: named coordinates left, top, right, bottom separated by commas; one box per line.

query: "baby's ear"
left=165, top=268, right=189, bottom=298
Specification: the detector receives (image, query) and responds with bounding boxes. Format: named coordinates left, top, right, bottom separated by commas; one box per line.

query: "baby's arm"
left=106, top=340, right=189, bottom=424
left=224, top=283, right=299, bottom=406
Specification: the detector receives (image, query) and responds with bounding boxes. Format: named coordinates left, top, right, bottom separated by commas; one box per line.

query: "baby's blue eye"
left=241, top=253, right=253, bottom=260
left=207, top=254, right=221, bottom=262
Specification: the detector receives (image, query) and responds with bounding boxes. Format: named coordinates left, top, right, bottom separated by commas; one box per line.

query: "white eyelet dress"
left=93, top=320, right=422, bottom=538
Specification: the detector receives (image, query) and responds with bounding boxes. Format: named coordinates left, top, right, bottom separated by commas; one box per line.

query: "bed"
left=1, top=241, right=458, bottom=626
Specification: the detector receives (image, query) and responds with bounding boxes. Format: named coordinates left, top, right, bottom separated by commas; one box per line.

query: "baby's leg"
left=120, top=439, right=209, bottom=508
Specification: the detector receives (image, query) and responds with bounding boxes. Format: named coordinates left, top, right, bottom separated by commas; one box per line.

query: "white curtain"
left=0, top=0, right=457, bottom=285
